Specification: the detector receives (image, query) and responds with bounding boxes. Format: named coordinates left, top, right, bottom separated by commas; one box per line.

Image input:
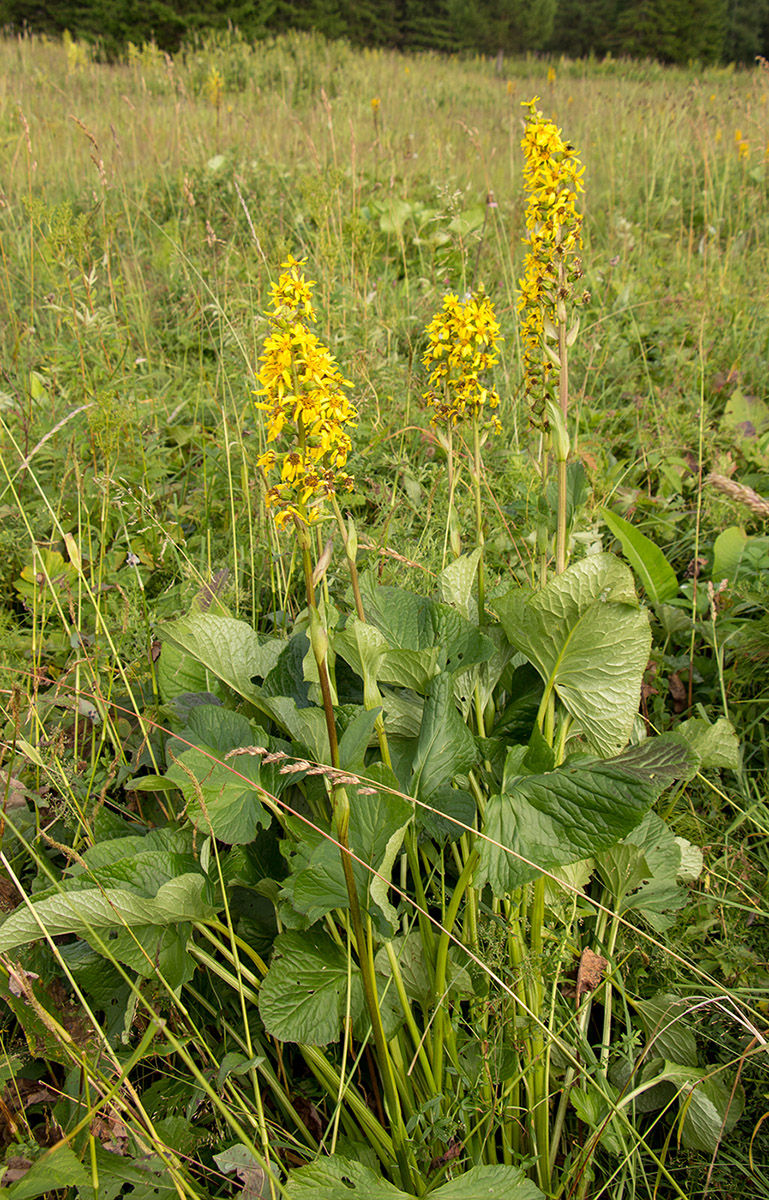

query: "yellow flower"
left=255, top=258, right=356, bottom=528
left=371, top=97, right=380, bottom=111
left=518, top=98, right=585, bottom=423
left=422, top=291, right=502, bottom=428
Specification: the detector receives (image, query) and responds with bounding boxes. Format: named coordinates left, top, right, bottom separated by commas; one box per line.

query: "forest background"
left=3, top=0, right=769, bottom=68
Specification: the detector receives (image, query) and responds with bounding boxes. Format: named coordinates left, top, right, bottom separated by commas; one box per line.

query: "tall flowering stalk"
left=255, top=258, right=415, bottom=1194
left=518, top=98, right=587, bottom=576
left=422, top=290, right=501, bottom=634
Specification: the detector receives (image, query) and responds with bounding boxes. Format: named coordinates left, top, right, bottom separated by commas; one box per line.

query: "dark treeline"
left=2, top=0, right=768, bottom=64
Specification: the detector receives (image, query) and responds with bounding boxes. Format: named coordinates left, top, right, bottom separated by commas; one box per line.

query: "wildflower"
left=371, top=97, right=380, bottom=111
left=422, top=291, right=502, bottom=430
left=255, top=258, right=356, bottom=529
left=517, top=97, right=585, bottom=424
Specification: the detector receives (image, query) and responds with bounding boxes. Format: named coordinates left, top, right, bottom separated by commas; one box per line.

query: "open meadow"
left=0, top=29, right=768, bottom=1200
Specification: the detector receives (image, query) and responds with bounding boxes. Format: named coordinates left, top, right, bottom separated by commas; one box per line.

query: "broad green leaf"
left=161, top=614, right=281, bottom=713
left=157, top=640, right=225, bottom=704
left=495, top=554, right=651, bottom=757
left=381, top=689, right=424, bottom=738
left=656, top=1062, right=744, bottom=1153
left=6, top=1145, right=90, bottom=1200
left=375, top=934, right=472, bottom=1009
left=359, top=578, right=494, bottom=677
left=675, top=716, right=739, bottom=769
left=437, top=548, right=481, bottom=620
left=285, top=1155, right=406, bottom=1198
left=258, top=931, right=398, bottom=1045
left=335, top=617, right=440, bottom=694
left=418, top=785, right=476, bottom=842
left=621, top=811, right=689, bottom=928
left=601, top=508, right=678, bottom=604
left=476, top=735, right=697, bottom=893
left=712, top=526, right=748, bottom=583
left=596, top=843, right=651, bottom=905
left=569, top=1086, right=625, bottom=1157
left=259, top=695, right=330, bottom=762
left=0, top=874, right=215, bottom=957
left=634, top=994, right=698, bottom=1068
left=410, top=672, right=479, bottom=803
left=287, top=774, right=412, bottom=933
left=165, top=707, right=272, bottom=844
left=285, top=1157, right=542, bottom=1199
left=338, top=706, right=381, bottom=772
left=431, top=1165, right=543, bottom=1198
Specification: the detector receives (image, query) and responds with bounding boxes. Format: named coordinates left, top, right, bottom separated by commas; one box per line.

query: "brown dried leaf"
left=576, top=948, right=608, bottom=1000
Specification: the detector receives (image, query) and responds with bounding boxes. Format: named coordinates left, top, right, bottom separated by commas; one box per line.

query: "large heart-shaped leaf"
left=476, top=735, right=698, bottom=893
left=285, top=1156, right=543, bottom=1199
left=0, top=874, right=216, bottom=984
left=409, top=672, right=479, bottom=804
left=161, top=614, right=282, bottom=714
left=165, top=706, right=273, bottom=844
left=495, top=554, right=651, bottom=756
left=258, top=931, right=398, bottom=1045
left=284, top=769, right=412, bottom=933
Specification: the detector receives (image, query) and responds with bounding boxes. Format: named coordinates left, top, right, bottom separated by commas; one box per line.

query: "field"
left=0, top=28, right=768, bottom=1200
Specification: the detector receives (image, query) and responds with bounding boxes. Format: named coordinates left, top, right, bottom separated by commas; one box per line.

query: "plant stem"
left=298, top=523, right=416, bottom=1195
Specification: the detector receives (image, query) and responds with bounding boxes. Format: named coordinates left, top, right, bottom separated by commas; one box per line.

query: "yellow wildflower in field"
left=422, top=291, right=501, bottom=431
left=518, top=97, right=585, bottom=420
left=255, top=257, right=356, bottom=528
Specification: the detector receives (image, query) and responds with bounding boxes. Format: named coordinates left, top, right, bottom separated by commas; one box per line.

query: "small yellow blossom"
left=371, top=97, right=380, bottom=111
left=255, top=258, right=356, bottom=528
left=547, top=66, right=556, bottom=85
left=422, top=291, right=501, bottom=430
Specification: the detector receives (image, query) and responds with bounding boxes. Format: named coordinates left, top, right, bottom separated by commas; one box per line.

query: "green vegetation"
left=1, top=0, right=767, bottom=62
left=0, top=29, right=768, bottom=1200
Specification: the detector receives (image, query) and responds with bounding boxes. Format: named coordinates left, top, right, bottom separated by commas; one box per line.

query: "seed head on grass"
left=518, top=97, right=585, bottom=424
left=255, top=256, right=357, bottom=529
left=422, top=290, right=502, bottom=432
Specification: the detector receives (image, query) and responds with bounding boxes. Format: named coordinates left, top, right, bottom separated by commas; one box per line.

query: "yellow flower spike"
left=255, top=259, right=357, bottom=529
left=518, top=97, right=585, bottom=425
left=422, top=290, right=502, bottom=430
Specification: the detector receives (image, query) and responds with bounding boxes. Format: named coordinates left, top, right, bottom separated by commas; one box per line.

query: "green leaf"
left=287, top=774, right=412, bottom=933
left=285, top=1157, right=542, bottom=1199
left=712, top=526, right=748, bottom=583
left=620, top=811, right=689, bottom=928
left=601, top=509, right=678, bottom=604
left=0, top=874, right=215, bottom=981
left=495, top=554, right=652, bottom=757
left=338, top=706, right=381, bottom=772
left=437, top=548, right=481, bottom=620
left=161, top=614, right=281, bottom=713
left=675, top=716, right=739, bottom=769
left=286, top=1154, right=407, bottom=1198
left=634, top=994, right=699, bottom=1068
left=410, top=672, right=479, bottom=804
left=6, top=1146, right=90, bottom=1200
left=476, top=735, right=697, bottom=893
left=165, top=706, right=272, bottom=844
left=656, top=1063, right=744, bottom=1153
left=359, top=579, right=494, bottom=678
left=258, top=931, right=399, bottom=1046
left=432, top=1165, right=543, bottom=1198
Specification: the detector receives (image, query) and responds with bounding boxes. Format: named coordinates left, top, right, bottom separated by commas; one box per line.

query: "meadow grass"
left=0, top=29, right=768, bottom=1200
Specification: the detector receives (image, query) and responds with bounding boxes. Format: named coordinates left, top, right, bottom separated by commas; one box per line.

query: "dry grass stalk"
left=706, top=473, right=769, bottom=518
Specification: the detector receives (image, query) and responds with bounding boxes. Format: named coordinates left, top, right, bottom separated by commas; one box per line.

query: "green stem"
left=472, top=415, right=486, bottom=624
left=299, top=525, right=415, bottom=1195
left=433, top=850, right=479, bottom=1091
